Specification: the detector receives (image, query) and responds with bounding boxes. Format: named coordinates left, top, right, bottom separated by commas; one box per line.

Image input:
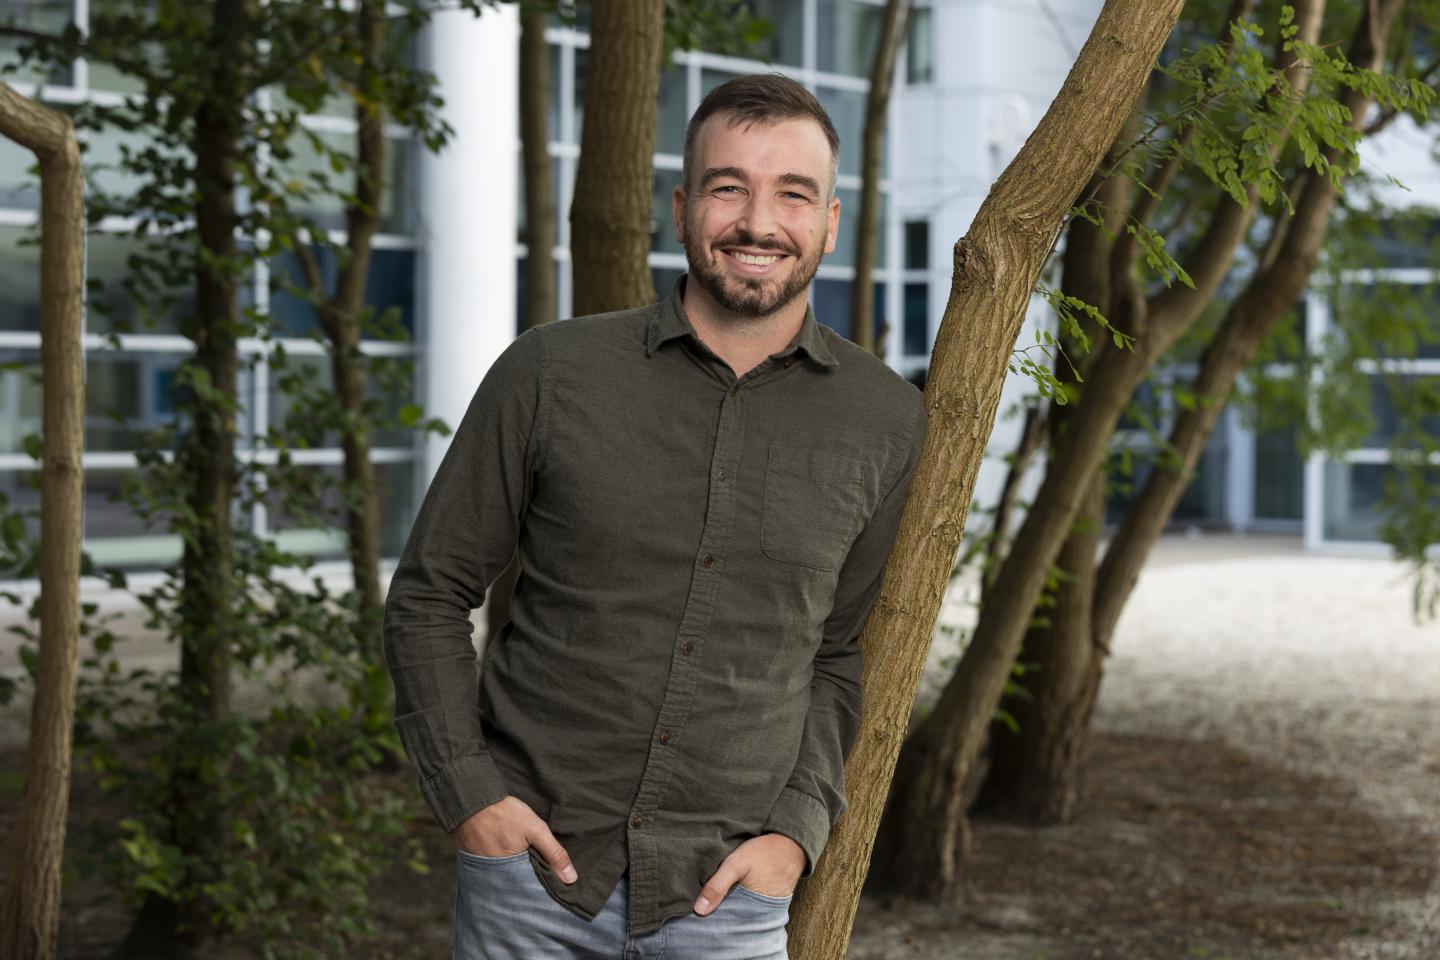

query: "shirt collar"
left=646, top=274, right=840, bottom=369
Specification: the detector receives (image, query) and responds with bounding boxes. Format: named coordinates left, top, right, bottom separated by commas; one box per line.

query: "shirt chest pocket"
left=760, top=446, right=868, bottom=571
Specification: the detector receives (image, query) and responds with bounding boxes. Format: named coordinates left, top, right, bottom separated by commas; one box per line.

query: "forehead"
left=691, top=113, right=833, bottom=179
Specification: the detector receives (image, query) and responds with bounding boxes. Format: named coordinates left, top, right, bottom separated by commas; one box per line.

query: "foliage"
left=2, top=0, right=471, bottom=953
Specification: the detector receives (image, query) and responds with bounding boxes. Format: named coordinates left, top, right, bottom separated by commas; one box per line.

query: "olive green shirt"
left=383, top=276, right=928, bottom=937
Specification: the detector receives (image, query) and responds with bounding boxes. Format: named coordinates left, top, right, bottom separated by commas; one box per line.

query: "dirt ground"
left=6, top=535, right=1439, bottom=959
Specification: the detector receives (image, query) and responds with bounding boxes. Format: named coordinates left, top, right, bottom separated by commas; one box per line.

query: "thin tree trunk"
left=849, top=0, right=908, bottom=355
left=122, top=1, right=253, bottom=953
left=783, top=1, right=1184, bottom=950
left=979, top=400, right=1044, bottom=609
left=324, top=0, right=386, bottom=678
left=0, top=82, right=84, bottom=960
left=520, top=6, right=556, bottom=331
left=568, top=0, right=661, bottom=316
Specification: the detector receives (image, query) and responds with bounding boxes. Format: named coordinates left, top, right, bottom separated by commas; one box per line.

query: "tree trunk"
left=568, top=0, right=662, bottom=316
left=520, top=7, right=556, bottom=331
left=333, top=0, right=386, bottom=682
left=0, top=83, right=85, bottom=960
left=122, top=1, right=253, bottom=954
left=877, top=0, right=1333, bottom=889
left=848, top=0, right=908, bottom=355
left=783, top=1, right=1184, bottom=951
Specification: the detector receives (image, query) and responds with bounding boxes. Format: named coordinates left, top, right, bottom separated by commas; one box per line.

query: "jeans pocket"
left=456, top=848, right=531, bottom=866
left=732, top=884, right=793, bottom=907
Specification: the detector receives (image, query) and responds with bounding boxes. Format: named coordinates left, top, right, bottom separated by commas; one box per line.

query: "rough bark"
left=122, top=1, right=253, bottom=954
left=1093, top=0, right=1406, bottom=651
left=783, top=1, right=1185, bottom=947
left=568, top=0, right=661, bottom=316
left=880, top=0, right=1329, bottom=862
left=520, top=7, right=556, bottom=331
left=0, top=82, right=85, bottom=960
left=849, top=0, right=909, bottom=355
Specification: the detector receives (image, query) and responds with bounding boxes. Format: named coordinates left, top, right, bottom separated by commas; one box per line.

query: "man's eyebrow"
left=699, top=167, right=746, bottom=189
left=776, top=173, right=822, bottom=196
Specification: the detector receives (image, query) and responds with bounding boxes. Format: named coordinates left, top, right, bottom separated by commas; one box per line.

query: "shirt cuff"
left=761, top=786, right=834, bottom=878
left=418, top=752, right=511, bottom=834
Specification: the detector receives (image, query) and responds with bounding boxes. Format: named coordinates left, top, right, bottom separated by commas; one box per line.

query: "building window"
left=906, top=7, right=934, bottom=85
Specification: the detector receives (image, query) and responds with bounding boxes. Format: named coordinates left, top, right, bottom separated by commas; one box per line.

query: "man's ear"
left=672, top=183, right=688, bottom=246
left=822, top=193, right=840, bottom=255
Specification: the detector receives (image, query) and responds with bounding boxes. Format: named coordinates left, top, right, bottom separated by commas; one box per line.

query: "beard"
left=683, top=222, right=823, bottom=318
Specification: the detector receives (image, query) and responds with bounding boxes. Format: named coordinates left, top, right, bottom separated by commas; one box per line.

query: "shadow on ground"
left=5, top=728, right=1432, bottom=959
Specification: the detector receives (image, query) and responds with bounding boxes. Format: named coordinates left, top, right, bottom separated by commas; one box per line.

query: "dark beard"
left=683, top=225, right=822, bottom=318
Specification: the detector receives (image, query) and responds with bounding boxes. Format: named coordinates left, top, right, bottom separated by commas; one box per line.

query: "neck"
left=680, top=279, right=809, bottom=379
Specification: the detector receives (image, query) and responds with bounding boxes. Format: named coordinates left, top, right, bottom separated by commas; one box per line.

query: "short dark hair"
left=681, top=73, right=841, bottom=198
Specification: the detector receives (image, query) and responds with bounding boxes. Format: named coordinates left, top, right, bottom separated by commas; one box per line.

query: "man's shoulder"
left=816, top=327, right=927, bottom=438
left=530, top=302, right=658, bottom=352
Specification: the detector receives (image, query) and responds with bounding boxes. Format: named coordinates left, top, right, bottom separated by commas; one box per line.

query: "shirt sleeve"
left=762, top=390, right=928, bottom=875
left=382, top=326, right=546, bottom=834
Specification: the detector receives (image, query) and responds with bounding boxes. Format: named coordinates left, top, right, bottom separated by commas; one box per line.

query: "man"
left=384, top=73, right=928, bottom=959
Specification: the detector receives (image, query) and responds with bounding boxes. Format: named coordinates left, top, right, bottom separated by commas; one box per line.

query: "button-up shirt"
left=383, top=276, right=928, bottom=937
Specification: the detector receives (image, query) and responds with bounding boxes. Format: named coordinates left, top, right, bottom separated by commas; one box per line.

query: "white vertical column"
left=419, top=3, right=519, bottom=487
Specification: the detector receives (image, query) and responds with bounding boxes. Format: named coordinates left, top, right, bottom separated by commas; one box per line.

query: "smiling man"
left=384, top=74, right=928, bottom=959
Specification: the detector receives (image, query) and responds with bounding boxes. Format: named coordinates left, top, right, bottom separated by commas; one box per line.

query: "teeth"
left=732, top=252, right=780, bottom=265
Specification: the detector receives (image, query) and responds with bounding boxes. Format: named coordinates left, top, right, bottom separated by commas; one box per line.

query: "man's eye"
left=782, top=192, right=809, bottom=202
left=714, top=185, right=742, bottom=196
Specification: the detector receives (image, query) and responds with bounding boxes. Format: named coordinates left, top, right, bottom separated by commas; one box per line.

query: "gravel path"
left=850, top=533, right=1440, bottom=959
left=1098, top=538, right=1440, bottom=957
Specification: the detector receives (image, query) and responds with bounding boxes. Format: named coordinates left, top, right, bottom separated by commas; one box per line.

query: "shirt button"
left=681, top=641, right=695, bottom=655
left=632, top=816, right=644, bottom=829
left=717, top=466, right=726, bottom=480
left=658, top=731, right=671, bottom=745
left=702, top=555, right=715, bottom=568
left=782, top=358, right=793, bottom=368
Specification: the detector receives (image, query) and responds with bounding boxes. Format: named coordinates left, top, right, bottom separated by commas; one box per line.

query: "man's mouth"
left=721, top=248, right=791, bottom=269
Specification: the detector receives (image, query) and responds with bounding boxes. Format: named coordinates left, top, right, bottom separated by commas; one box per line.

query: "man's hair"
left=681, top=73, right=841, bottom=199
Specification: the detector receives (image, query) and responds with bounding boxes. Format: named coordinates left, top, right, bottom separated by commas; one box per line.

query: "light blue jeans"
left=453, top=849, right=791, bottom=960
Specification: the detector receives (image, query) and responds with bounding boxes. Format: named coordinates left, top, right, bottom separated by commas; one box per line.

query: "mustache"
left=713, top=230, right=797, bottom=257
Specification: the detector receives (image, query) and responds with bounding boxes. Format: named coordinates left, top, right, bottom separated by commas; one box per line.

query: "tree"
left=781, top=0, right=1187, bottom=954
left=871, top=0, right=1434, bottom=902
left=569, top=0, right=665, bottom=315
left=3, top=1, right=471, bottom=954
left=849, top=0, right=909, bottom=356
left=520, top=3, right=557, bottom=333
left=0, top=82, right=84, bottom=960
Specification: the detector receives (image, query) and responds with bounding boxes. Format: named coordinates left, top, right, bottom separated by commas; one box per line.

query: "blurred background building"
left=0, top=0, right=1435, bottom=592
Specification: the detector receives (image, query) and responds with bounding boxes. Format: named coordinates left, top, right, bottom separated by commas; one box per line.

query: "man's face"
left=674, top=114, right=840, bottom=319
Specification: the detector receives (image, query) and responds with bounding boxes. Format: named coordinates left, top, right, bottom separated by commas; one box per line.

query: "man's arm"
left=382, top=326, right=546, bottom=834
left=761, top=397, right=928, bottom=876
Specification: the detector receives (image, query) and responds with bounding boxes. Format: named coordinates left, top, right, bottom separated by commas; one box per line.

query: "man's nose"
left=736, top=193, right=778, bottom=242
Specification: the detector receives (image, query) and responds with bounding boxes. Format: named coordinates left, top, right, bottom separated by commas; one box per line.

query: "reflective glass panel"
left=816, top=0, right=881, bottom=77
